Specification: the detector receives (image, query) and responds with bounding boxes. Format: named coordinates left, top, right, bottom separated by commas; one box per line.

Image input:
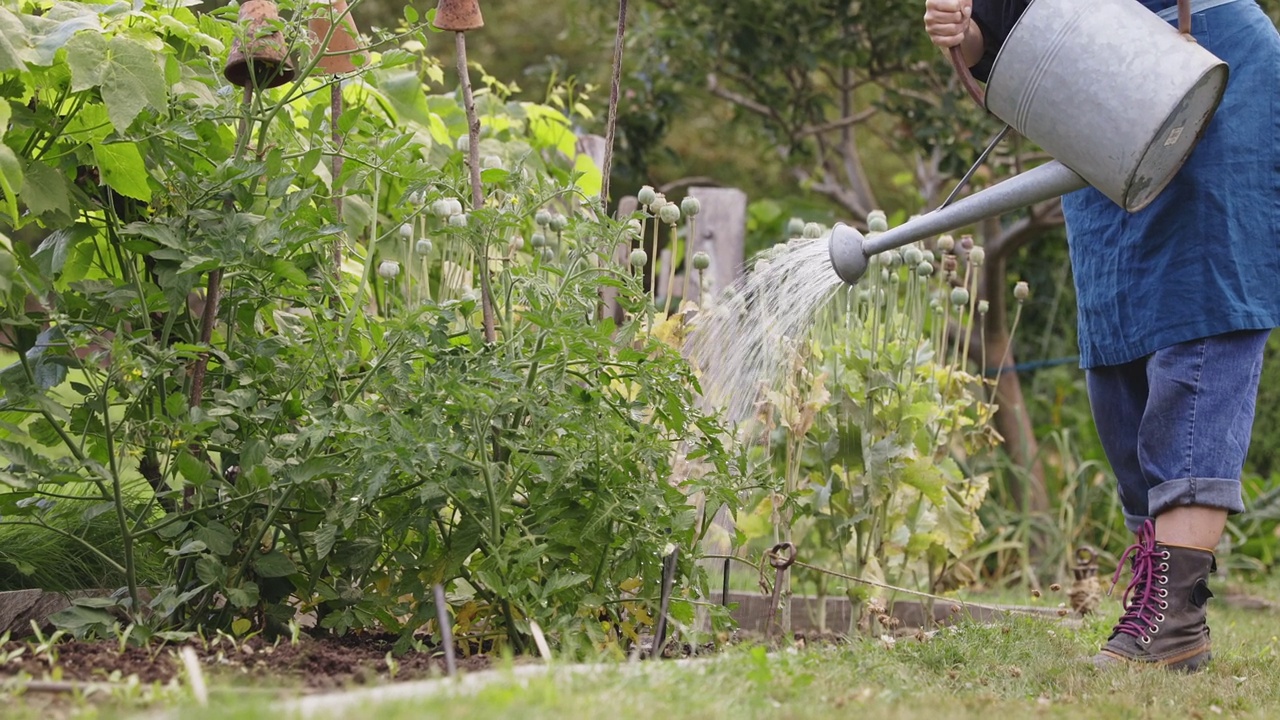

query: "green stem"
left=101, top=375, right=140, bottom=613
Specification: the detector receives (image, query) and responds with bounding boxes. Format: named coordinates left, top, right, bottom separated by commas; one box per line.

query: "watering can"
left=829, top=0, right=1227, bottom=284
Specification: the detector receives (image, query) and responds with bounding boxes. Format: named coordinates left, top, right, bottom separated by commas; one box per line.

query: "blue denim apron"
left=1062, top=0, right=1280, bottom=368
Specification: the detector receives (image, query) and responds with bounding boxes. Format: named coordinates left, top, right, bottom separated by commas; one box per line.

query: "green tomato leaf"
left=253, top=550, right=297, bottom=578
left=225, top=582, right=260, bottom=609
left=194, top=521, right=236, bottom=557
left=92, top=141, right=151, bottom=201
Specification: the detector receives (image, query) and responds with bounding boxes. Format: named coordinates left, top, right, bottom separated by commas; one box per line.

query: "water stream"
left=683, top=237, right=845, bottom=425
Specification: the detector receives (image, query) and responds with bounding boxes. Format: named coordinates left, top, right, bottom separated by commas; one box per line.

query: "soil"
left=0, top=632, right=492, bottom=690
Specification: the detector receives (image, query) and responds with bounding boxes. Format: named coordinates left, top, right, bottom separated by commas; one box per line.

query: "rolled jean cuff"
left=1137, top=477, right=1246, bottom=528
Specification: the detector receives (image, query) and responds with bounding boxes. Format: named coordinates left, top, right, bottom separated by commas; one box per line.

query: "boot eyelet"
left=1149, top=625, right=1160, bottom=634
left=1159, top=562, right=1169, bottom=571
left=1161, top=551, right=1170, bottom=560
left=1159, top=600, right=1169, bottom=610
left=1141, top=635, right=1152, bottom=644
left=1158, top=588, right=1169, bottom=598
left=1159, top=575, right=1169, bottom=584
left=1155, top=613, right=1165, bottom=623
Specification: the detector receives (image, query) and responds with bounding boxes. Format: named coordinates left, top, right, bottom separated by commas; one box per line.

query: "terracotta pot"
left=433, top=0, right=483, bottom=31
left=309, top=0, right=368, bottom=75
left=224, top=0, right=297, bottom=89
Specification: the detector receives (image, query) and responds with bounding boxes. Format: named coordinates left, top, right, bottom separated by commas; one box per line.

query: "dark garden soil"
left=0, top=633, right=493, bottom=690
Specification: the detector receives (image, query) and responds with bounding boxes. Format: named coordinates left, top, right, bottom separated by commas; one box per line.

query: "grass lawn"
left=9, top=591, right=1277, bottom=720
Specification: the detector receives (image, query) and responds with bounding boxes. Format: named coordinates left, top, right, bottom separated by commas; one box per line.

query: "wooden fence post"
left=679, top=186, right=747, bottom=305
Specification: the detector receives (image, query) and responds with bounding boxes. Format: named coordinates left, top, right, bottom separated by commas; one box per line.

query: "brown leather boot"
left=1092, top=520, right=1216, bottom=672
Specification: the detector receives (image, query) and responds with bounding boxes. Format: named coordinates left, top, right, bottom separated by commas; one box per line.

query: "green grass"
left=12, top=594, right=1274, bottom=720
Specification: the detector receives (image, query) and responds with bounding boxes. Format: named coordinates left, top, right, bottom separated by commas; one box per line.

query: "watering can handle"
left=948, top=46, right=986, bottom=107
left=948, top=0, right=1193, bottom=108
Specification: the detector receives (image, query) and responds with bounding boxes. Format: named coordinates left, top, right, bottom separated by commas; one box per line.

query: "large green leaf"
left=67, top=31, right=168, bottom=132
left=92, top=141, right=151, bottom=201
left=21, top=160, right=70, bottom=218
left=0, top=9, right=28, bottom=72
left=0, top=144, right=24, bottom=224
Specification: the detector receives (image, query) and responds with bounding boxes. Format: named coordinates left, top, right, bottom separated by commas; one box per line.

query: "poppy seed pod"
left=787, top=217, right=805, bottom=238
left=637, top=186, right=657, bottom=206
left=681, top=196, right=701, bottom=218
left=433, top=0, right=484, bottom=31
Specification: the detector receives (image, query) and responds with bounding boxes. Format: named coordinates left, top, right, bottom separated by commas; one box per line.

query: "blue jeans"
left=1086, top=330, right=1270, bottom=533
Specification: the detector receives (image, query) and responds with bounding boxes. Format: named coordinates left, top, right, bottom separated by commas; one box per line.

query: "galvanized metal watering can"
left=830, top=0, right=1227, bottom=284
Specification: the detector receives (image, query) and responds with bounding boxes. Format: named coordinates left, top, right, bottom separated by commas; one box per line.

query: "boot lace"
left=1108, top=519, right=1170, bottom=644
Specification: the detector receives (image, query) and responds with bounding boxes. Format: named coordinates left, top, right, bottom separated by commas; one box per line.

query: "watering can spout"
left=829, top=160, right=1088, bottom=285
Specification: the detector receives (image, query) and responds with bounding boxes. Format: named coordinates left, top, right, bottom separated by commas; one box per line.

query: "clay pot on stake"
left=433, top=0, right=484, bottom=31
left=224, top=0, right=297, bottom=89
left=308, top=0, right=369, bottom=277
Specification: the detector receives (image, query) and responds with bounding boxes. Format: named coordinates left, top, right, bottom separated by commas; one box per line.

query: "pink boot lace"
left=1108, top=519, right=1170, bottom=643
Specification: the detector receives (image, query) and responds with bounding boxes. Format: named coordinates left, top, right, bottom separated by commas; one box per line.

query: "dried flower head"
left=629, top=248, right=648, bottom=268
left=415, top=239, right=432, bottom=255
left=693, top=252, right=711, bottom=270
left=377, top=260, right=400, bottom=280
left=802, top=222, right=823, bottom=239
left=637, top=185, right=657, bottom=207
left=938, top=234, right=956, bottom=252
left=1014, top=280, right=1031, bottom=302
left=659, top=203, right=681, bottom=225
left=535, top=209, right=553, bottom=227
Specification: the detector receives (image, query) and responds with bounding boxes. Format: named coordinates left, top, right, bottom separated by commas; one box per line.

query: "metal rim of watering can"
left=946, top=0, right=1195, bottom=110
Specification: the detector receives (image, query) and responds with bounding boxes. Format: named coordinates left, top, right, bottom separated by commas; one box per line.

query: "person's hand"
left=924, top=0, right=974, bottom=49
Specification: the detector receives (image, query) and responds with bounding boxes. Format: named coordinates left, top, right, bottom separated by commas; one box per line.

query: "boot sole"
left=1094, top=645, right=1212, bottom=673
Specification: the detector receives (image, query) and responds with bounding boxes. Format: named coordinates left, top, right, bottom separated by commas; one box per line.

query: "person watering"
left=923, top=0, right=1280, bottom=671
